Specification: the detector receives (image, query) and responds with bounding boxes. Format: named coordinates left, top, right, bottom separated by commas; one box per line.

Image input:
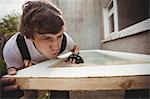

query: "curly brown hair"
left=19, top=1, right=64, bottom=39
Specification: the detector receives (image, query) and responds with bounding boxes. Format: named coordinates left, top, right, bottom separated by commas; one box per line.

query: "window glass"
left=109, top=14, right=115, bottom=33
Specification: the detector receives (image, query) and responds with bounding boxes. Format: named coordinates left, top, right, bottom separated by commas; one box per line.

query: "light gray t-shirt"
left=3, top=32, right=75, bottom=68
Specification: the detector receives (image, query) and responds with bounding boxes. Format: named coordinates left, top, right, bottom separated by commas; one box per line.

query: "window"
left=117, top=0, right=149, bottom=30
left=103, top=0, right=118, bottom=38
left=102, top=0, right=150, bottom=42
left=108, top=14, right=114, bottom=33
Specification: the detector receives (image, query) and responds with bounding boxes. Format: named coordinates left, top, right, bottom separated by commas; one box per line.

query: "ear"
left=62, top=25, right=66, bottom=32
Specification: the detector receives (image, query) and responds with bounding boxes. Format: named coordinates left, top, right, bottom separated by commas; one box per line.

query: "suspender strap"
left=16, top=34, right=31, bottom=60
left=59, top=34, right=67, bottom=54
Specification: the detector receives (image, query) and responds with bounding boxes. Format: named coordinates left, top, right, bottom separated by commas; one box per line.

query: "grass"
left=0, top=59, right=7, bottom=76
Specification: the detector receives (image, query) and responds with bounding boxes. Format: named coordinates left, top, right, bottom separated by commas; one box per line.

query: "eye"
left=58, top=35, right=62, bottom=38
left=43, top=37, right=49, bottom=40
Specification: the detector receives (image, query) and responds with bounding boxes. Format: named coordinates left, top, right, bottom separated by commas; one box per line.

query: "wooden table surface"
left=4, top=59, right=150, bottom=91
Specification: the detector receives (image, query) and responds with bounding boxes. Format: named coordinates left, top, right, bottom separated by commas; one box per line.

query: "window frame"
left=102, top=0, right=150, bottom=42
left=103, top=0, right=118, bottom=38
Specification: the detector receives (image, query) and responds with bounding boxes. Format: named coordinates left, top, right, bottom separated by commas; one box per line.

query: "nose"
left=51, top=40, right=59, bottom=51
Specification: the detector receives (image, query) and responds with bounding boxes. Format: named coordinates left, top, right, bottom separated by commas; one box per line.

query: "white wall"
left=52, top=0, right=102, bottom=50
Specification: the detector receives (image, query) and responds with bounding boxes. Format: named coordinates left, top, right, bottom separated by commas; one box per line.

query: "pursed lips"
left=51, top=50, right=59, bottom=55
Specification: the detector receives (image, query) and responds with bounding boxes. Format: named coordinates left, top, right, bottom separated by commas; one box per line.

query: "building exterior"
left=52, top=0, right=150, bottom=99
left=52, top=0, right=102, bottom=50
left=101, top=0, right=150, bottom=54
left=52, top=0, right=150, bottom=55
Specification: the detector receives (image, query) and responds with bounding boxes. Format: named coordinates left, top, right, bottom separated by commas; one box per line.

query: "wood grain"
left=14, top=76, right=150, bottom=90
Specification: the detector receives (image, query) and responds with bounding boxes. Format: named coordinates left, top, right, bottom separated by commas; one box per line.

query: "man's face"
left=33, top=27, right=64, bottom=59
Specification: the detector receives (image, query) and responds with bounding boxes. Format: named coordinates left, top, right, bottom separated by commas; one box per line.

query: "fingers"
left=65, top=54, right=75, bottom=63
left=2, top=84, right=19, bottom=91
left=0, top=77, right=19, bottom=91
left=64, top=57, right=76, bottom=64
left=69, top=58, right=76, bottom=64
left=0, top=77, right=24, bottom=98
left=68, top=57, right=74, bottom=63
left=72, top=59, right=76, bottom=64
left=65, top=54, right=80, bottom=63
left=64, top=54, right=84, bottom=64
left=7, top=68, right=17, bottom=75
left=0, top=77, right=15, bottom=86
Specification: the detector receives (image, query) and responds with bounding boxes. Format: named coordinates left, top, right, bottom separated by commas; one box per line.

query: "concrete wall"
left=102, top=31, right=150, bottom=55
left=52, top=0, right=102, bottom=50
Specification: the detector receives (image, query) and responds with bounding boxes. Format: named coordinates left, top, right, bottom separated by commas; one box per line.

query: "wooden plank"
left=4, top=60, right=150, bottom=90
left=14, top=76, right=150, bottom=90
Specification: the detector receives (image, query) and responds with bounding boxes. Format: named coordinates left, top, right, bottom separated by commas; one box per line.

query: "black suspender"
left=16, top=34, right=31, bottom=61
left=59, top=34, right=67, bottom=54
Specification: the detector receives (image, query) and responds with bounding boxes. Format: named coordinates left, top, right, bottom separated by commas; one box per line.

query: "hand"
left=0, top=77, right=24, bottom=98
left=7, top=67, right=17, bottom=75
left=64, top=53, right=84, bottom=64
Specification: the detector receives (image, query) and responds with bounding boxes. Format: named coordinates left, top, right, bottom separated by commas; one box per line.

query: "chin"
left=47, top=55, right=57, bottom=59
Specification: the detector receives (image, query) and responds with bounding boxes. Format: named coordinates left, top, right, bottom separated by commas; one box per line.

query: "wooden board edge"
left=13, top=75, right=150, bottom=91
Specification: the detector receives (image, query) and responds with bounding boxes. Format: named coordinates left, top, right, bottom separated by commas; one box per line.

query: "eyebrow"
left=37, top=32, right=63, bottom=38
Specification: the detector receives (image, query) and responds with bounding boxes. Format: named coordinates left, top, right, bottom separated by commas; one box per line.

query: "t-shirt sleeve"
left=3, top=38, right=24, bottom=68
left=64, top=32, right=75, bottom=51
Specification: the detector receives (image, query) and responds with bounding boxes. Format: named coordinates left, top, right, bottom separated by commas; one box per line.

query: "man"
left=2, top=1, right=83, bottom=99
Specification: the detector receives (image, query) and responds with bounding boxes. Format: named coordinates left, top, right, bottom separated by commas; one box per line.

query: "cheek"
left=58, top=39, right=63, bottom=48
left=34, top=38, right=63, bottom=52
left=39, top=41, right=51, bottom=50
left=34, top=40, right=50, bottom=52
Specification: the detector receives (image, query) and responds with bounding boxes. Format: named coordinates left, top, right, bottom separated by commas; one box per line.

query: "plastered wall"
left=52, top=0, right=102, bottom=50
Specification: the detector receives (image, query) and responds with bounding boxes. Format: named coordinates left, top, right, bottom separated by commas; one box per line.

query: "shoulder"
left=64, top=32, right=73, bottom=43
left=63, top=32, right=75, bottom=51
left=3, top=33, right=24, bottom=67
left=3, top=33, right=19, bottom=52
left=64, top=32, right=71, bottom=39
